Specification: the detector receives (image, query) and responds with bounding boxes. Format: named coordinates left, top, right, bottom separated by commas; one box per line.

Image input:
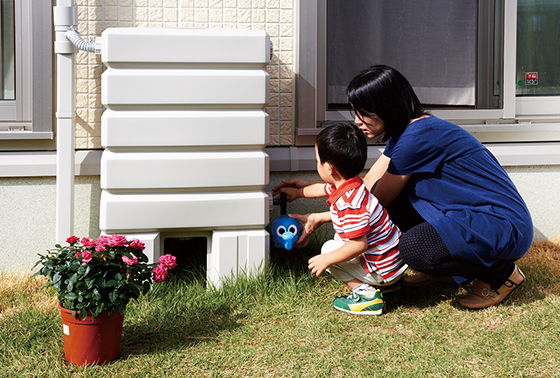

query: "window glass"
left=327, top=0, right=480, bottom=108
left=516, top=0, right=560, bottom=96
left=0, top=0, right=14, bottom=100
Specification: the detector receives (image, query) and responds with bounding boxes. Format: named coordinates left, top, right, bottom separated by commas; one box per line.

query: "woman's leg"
left=384, top=188, right=516, bottom=287
left=401, top=222, right=524, bottom=309
left=380, top=185, right=523, bottom=307
left=399, top=222, right=486, bottom=281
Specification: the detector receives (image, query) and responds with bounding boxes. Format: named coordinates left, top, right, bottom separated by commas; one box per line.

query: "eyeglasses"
left=350, top=107, right=378, bottom=120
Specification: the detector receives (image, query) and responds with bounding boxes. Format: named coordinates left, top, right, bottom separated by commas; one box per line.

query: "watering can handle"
left=280, top=193, right=287, bottom=215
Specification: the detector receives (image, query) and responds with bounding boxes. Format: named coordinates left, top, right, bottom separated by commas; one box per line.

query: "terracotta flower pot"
left=58, top=303, right=125, bottom=366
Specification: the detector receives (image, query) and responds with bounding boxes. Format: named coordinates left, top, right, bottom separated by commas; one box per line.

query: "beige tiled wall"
left=74, top=0, right=295, bottom=148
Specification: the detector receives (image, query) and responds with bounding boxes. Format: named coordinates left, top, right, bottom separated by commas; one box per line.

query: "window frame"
left=296, top=0, right=560, bottom=146
left=0, top=0, right=53, bottom=140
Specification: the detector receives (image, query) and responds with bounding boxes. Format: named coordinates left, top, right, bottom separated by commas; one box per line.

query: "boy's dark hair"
left=347, top=65, right=429, bottom=142
left=316, top=122, right=367, bottom=180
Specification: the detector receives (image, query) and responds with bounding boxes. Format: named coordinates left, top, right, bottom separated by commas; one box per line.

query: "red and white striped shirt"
left=325, top=175, right=407, bottom=281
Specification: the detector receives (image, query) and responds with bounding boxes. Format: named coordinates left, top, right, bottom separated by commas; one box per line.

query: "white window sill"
left=265, top=142, right=560, bottom=172
left=1, top=143, right=559, bottom=177
left=0, top=150, right=102, bottom=177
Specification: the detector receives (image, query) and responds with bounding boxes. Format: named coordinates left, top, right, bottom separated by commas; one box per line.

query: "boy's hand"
left=308, top=254, right=331, bottom=277
left=279, top=187, right=300, bottom=202
left=272, top=179, right=310, bottom=197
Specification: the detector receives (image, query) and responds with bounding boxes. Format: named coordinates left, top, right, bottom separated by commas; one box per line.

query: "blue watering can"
left=271, top=193, right=300, bottom=250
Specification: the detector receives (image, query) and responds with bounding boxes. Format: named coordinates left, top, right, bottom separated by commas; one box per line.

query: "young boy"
left=280, top=123, right=407, bottom=315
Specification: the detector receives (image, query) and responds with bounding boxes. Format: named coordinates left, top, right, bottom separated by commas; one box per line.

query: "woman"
left=274, top=65, right=533, bottom=309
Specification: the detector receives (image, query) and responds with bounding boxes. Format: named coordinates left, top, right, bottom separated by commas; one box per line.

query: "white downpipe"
left=54, top=1, right=77, bottom=244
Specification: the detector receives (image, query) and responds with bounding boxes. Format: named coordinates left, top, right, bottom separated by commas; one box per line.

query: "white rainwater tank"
left=99, top=28, right=271, bottom=288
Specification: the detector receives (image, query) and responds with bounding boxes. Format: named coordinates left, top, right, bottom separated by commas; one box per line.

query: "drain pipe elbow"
left=65, top=26, right=96, bottom=53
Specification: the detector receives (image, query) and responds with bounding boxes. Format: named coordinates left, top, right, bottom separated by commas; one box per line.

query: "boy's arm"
left=281, top=183, right=327, bottom=202
left=308, top=235, right=368, bottom=277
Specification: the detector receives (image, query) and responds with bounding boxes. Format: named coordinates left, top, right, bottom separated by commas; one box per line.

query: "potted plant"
left=33, top=234, right=177, bottom=365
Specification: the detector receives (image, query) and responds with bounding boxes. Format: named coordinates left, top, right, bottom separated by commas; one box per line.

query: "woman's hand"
left=289, top=211, right=331, bottom=248
left=271, top=179, right=312, bottom=197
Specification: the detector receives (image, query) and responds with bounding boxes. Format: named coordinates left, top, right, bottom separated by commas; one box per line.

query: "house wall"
left=2, top=166, right=559, bottom=273
left=1, top=1, right=560, bottom=273
left=0, top=176, right=101, bottom=273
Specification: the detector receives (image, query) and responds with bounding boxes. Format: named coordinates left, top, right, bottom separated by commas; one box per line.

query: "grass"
left=2, top=236, right=560, bottom=377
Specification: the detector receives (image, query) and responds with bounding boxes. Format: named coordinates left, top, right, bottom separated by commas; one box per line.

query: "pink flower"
left=75, top=251, right=81, bottom=259
left=66, top=236, right=79, bottom=244
left=129, top=239, right=146, bottom=251
left=96, top=235, right=111, bottom=247
left=153, top=265, right=168, bottom=283
left=81, top=237, right=96, bottom=248
left=108, top=234, right=128, bottom=247
left=158, top=254, right=177, bottom=269
left=95, top=245, right=106, bottom=252
left=122, top=254, right=138, bottom=266
left=81, top=250, right=93, bottom=263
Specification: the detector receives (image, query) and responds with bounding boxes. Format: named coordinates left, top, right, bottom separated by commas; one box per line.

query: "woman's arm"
left=362, top=154, right=391, bottom=191
left=372, top=171, right=411, bottom=208
left=363, top=153, right=411, bottom=208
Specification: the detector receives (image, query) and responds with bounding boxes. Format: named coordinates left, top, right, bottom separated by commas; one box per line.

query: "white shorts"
left=321, top=236, right=402, bottom=287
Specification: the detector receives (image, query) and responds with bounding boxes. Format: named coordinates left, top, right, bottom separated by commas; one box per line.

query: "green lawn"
left=1, top=238, right=560, bottom=377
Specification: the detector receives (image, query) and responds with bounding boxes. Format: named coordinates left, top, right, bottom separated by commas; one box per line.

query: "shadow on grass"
left=120, top=277, right=244, bottom=357
left=118, top=232, right=327, bottom=358
left=511, top=240, right=560, bottom=305
left=118, top=238, right=560, bottom=357
left=383, top=240, right=560, bottom=312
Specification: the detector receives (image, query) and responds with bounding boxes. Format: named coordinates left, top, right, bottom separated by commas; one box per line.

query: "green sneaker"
left=333, top=289, right=385, bottom=316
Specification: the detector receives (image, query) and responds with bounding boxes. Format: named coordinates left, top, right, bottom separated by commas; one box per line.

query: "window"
left=0, top=0, right=52, bottom=140
left=0, top=0, right=15, bottom=101
left=297, top=0, right=560, bottom=145
left=516, top=0, right=560, bottom=96
left=327, top=1, right=485, bottom=109
left=515, top=0, right=560, bottom=115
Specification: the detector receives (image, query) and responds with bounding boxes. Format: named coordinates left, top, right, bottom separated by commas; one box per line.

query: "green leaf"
left=136, top=251, right=149, bottom=263
left=66, top=292, right=78, bottom=300
left=85, top=277, right=95, bottom=289
left=96, top=277, right=106, bottom=288
left=94, top=303, right=104, bottom=319
left=67, top=273, right=78, bottom=292
left=118, top=303, right=126, bottom=315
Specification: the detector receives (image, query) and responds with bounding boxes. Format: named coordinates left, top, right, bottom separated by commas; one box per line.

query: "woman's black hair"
left=347, top=65, right=429, bottom=142
left=316, top=122, right=367, bottom=180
